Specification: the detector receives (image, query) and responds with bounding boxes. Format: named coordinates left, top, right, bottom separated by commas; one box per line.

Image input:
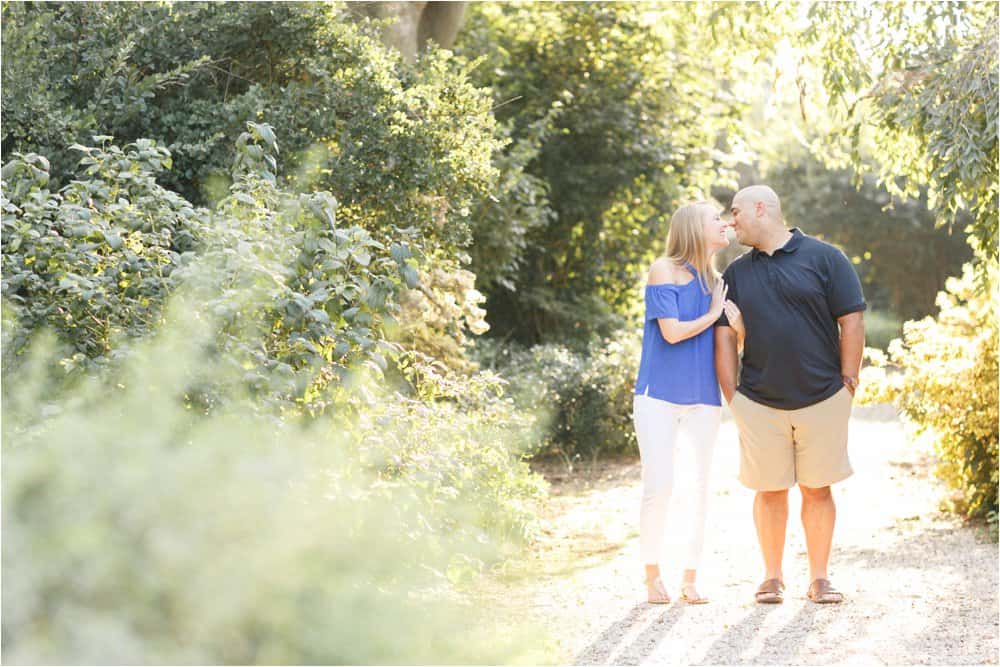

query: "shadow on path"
left=693, top=603, right=781, bottom=665
left=574, top=602, right=687, bottom=665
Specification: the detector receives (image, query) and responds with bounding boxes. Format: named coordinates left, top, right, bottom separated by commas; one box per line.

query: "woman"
left=633, top=201, right=743, bottom=604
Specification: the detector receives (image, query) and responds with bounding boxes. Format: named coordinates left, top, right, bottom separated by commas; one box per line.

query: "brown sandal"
left=807, top=578, right=844, bottom=604
left=755, top=578, right=785, bottom=604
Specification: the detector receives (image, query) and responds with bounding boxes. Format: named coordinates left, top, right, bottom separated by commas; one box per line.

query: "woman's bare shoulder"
left=647, top=257, right=684, bottom=286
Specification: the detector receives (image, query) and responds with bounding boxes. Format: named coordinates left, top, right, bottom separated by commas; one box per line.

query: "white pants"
left=633, top=393, right=720, bottom=568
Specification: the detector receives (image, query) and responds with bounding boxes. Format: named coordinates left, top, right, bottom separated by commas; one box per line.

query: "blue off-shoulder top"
left=633, top=264, right=721, bottom=406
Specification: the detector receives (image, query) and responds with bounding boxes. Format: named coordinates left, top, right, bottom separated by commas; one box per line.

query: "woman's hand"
left=709, top=279, right=729, bottom=319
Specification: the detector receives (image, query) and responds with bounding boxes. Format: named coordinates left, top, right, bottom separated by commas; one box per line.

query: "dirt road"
left=492, top=405, right=999, bottom=665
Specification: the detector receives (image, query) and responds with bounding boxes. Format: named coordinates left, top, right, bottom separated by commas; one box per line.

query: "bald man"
left=715, top=185, right=866, bottom=605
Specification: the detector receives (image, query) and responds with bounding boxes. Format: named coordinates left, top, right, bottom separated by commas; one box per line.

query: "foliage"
left=465, top=114, right=557, bottom=293
left=2, top=295, right=547, bottom=664
left=1, top=139, right=199, bottom=368
left=1, top=2, right=503, bottom=265
left=184, top=124, right=423, bottom=413
left=457, top=2, right=790, bottom=345
left=1, top=129, right=413, bottom=413
left=764, top=153, right=972, bottom=321
left=798, top=2, right=999, bottom=264
left=479, top=334, right=641, bottom=466
left=396, top=266, right=490, bottom=373
left=859, top=265, right=999, bottom=527
left=360, top=356, right=547, bottom=547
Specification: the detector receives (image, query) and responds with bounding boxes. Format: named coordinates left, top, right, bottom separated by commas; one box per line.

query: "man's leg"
left=792, top=387, right=852, bottom=600
left=753, top=489, right=788, bottom=582
left=730, top=393, right=794, bottom=600
left=799, top=484, right=836, bottom=581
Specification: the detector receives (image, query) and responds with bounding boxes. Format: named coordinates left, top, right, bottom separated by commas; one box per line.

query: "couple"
left=633, top=185, right=865, bottom=605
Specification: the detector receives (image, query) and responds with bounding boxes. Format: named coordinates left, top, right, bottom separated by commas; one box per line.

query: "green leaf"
left=102, top=231, right=123, bottom=250
left=401, top=265, right=419, bottom=288
left=390, top=243, right=411, bottom=262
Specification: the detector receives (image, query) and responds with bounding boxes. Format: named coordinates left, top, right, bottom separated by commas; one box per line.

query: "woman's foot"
left=679, top=581, right=709, bottom=604
left=646, top=576, right=671, bottom=604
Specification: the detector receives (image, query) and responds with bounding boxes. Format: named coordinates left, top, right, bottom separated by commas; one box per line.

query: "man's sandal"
left=807, top=578, right=844, bottom=604
left=646, top=576, right=671, bottom=604
left=755, top=578, right=785, bottom=604
left=679, top=582, right=709, bottom=605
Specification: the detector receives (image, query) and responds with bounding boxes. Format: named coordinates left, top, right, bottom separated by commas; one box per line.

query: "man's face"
left=729, top=198, right=754, bottom=247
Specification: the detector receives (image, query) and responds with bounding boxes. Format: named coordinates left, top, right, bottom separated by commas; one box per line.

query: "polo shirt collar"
left=752, top=228, right=804, bottom=259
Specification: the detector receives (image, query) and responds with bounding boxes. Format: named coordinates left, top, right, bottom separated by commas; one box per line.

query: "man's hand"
left=838, top=311, right=864, bottom=398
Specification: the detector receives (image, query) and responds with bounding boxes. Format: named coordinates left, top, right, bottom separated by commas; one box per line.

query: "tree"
left=456, top=2, right=791, bottom=345
left=352, top=2, right=467, bottom=63
left=797, top=2, right=998, bottom=266
left=765, top=155, right=972, bottom=322
left=2, top=2, right=504, bottom=371
left=1, top=2, right=501, bottom=259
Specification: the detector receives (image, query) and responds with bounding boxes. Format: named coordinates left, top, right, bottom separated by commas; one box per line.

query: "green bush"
left=860, top=264, right=999, bottom=528
left=2, top=126, right=551, bottom=661
left=2, top=298, right=546, bottom=663
left=359, top=356, right=547, bottom=548
left=2, top=3, right=503, bottom=262
left=2, top=4, right=505, bottom=369
left=1, top=140, right=199, bottom=366
left=2, top=129, right=415, bottom=413
left=481, top=333, right=641, bottom=466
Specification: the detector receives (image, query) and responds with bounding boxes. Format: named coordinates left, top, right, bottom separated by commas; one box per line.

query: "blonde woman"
left=633, top=201, right=743, bottom=604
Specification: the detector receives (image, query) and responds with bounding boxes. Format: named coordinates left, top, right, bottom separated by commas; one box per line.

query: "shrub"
left=1, top=140, right=200, bottom=368
left=1, top=3, right=503, bottom=260
left=2, top=129, right=420, bottom=413
left=395, top=265, right=491, bottom=374
left=859, top=264, right=999, bottom=528
left=2, top=130, right=551, bottom=662
left=2, top=299, right=546, bottom=664
left=177, top=124, right=417, bottom=414
left=2, top=4, right=506, bottom=376
left=483, top=333, right=641, bottom=467
left=357, top=358, right=547, bottom=550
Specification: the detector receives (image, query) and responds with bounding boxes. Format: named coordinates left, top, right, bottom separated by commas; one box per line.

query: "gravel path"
left=497, top=405, right=999, bottom=665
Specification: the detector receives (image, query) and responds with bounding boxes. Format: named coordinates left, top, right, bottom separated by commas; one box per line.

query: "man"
left=715, top=185, right=865, bottom=604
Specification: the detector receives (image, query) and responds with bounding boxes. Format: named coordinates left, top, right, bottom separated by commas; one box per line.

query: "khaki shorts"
left=730, top=387, right=854, bottom=491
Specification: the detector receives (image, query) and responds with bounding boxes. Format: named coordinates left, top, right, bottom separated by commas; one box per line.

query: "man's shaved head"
left=733, top=185, right=783, bottom=223
left=729, top=184, right=787, bottom=249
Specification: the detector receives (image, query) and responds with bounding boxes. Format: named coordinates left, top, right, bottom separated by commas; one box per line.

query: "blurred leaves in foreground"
left=1, top=131, right=547, bottom=663
left=2, top=268, right=547, bottom=665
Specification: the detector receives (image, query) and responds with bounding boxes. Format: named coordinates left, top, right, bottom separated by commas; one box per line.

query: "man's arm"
left=715, top=325, right=740, bottom=404
left=838, top=311, right=865, bottom=395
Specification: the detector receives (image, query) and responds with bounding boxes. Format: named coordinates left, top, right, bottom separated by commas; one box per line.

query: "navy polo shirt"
left=717, top=228, right=866, bottom=410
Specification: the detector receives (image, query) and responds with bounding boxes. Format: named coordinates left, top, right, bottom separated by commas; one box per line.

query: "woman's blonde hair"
left=665, top=201, right=719, bottom=293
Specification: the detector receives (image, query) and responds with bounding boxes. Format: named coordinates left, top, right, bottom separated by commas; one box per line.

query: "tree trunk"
left=354, top=2, right=466, bottom=63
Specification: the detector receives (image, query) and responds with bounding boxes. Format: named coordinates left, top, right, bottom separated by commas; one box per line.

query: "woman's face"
left=702, top=206, right=731, bottom=252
